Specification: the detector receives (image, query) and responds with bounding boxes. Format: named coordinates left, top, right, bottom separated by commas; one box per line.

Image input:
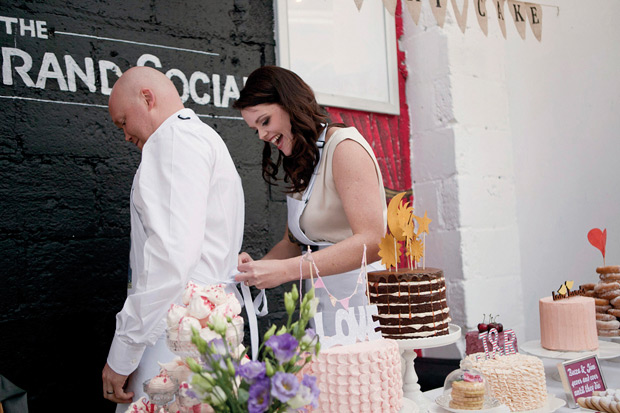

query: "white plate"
left=520, top=340, right=620, bottom=360
left=435, top=394, right=503, bottom=413
left=511, top=394, right=566, bottom=413
left=400, top=397, right=419, bottom=413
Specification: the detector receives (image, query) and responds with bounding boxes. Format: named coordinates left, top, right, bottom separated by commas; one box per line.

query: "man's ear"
left=141, top=88, right=155, bottom=110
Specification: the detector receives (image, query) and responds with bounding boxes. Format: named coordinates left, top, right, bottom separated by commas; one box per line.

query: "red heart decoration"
left=588, top=228, right=607, bottom=259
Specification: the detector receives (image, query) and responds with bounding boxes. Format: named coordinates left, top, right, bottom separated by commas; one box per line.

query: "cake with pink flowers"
left=307, top=339, right=403, bottom=412
left=167, top=282, right=244, bottom=356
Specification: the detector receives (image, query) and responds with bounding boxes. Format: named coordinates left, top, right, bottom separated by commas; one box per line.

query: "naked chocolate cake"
left=367, top=267, right=451, bottom=339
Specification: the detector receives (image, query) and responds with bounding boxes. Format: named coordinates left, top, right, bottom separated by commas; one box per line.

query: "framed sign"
left=275, top=0, right=399, bottom=115
left=557, top=355, right=606, bottom=408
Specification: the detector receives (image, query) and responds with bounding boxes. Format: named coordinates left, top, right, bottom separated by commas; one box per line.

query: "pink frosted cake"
left=539, top=295, right=598, bottom=351
left=308, top=339, right=403, bottom=412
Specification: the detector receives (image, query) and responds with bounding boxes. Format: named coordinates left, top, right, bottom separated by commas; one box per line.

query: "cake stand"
left=520, top=339, right=620, bottom=361
left=520, top=339, right=620, bottom=382
left=398, top=324, right=461, bottom=413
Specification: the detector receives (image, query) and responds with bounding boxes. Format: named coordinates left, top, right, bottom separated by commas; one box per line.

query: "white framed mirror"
left=275, top=0, right=399, bottom=115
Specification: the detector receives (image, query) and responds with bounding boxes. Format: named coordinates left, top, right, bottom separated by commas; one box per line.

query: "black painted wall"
left=0, top=1, right=288, bottom=411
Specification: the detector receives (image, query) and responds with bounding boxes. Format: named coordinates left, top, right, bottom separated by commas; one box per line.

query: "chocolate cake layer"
left=368, top=267, right=451, bottom=339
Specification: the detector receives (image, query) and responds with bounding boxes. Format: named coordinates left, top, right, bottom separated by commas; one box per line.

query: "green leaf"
left=237, top=388, right=249, bottom=404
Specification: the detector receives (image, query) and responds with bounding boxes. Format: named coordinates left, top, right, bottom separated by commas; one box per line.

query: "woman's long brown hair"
left=233, top=66, right=330, bottom=194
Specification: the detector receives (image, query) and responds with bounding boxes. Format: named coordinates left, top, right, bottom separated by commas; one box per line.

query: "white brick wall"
left=401, top=0, right=526, bottom=358
left=402, top=0, right=620, bottom=357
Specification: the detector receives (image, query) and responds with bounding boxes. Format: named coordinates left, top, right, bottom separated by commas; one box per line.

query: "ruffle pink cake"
left=308, top=339, right=403, bottom=412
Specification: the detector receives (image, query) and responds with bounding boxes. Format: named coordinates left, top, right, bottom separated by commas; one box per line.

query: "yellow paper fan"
left=378, top=233, right=400, bottom=270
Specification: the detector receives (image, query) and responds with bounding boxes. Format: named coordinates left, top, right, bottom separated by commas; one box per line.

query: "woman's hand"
left=238, top=252, right=254, bottom=267
left=235, top=258, right=291, bottom=290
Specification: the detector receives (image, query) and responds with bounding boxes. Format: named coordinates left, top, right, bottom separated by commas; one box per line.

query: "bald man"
left=102, top=67, right=244, bottom=409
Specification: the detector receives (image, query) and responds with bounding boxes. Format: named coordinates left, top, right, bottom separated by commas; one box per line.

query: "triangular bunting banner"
left=431, top=0, right=450, bottom=28
left=526, top=2, right=543, bottom=41
left=495, top=0, right=508, bottom=39
left=329, top=296, right=338, bottom=307
left=508, top=0, right=527, bottom=39
left=373, top=0, right=546, bottom=41
left=354, top=0, right=364, bottom=11
left=382, top=0, right=398, bottom=15
left=405, top=0, right=423, bottom=24
left=475, top=0, right=489, bottom=36
left=314, top=277, right=325, bottom=289
left=450, top=0, right=469, bottom=33
left=340, top=297, right=350, bottom=311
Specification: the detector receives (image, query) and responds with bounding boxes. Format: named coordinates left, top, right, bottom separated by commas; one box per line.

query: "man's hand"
left=102, top=363, right=133, bottom=404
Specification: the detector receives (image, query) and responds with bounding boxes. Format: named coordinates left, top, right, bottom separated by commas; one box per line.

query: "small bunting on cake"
left=300, top=245, right=370, bottom=311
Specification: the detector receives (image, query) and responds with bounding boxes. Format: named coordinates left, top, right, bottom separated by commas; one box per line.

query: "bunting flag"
left=300, top=245, right=370, bottom=311
left=431, top=0, right=450, bottom=28
left=496, top=0, right=508, bottom=39
left=405, top=0, right=423, bottom=24
left=526, top=2, right=543, bottom=41
left=355, top=0, right=548, bottom=41
left=450, top=0, right=469, bottom=33
left=383, top=0, right=398, bottom=15
left=508, top=0, right=527, bottom=39
left=475, top=0, right=489, bottom=36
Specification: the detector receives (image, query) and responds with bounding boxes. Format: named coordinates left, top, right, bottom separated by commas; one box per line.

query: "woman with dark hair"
left=233, top=66, right=387, bottom=336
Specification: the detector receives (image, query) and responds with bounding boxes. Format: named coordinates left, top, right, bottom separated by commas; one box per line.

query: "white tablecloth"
left=423, top=356, right=620, bottom=413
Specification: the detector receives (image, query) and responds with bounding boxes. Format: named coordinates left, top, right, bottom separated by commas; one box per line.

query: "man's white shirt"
left=107, top=108, right=244, bottom=374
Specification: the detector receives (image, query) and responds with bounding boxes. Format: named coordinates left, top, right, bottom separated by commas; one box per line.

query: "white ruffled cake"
left=307, top=339, right=403, bottom=412
left=461, top=353, right=547, bottom=411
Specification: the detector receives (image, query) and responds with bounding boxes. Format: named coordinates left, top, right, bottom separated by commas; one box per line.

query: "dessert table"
left=422, top=354, right=620, bottom=413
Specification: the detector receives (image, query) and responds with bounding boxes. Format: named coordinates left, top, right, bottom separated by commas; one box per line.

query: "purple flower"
left=237, top=361, right=266, bottom=384
left=270, top=372, right=299, bottom=403
left=265, top=333, right=298, bottom=363
left=248, top=378, right=271, bottom=413
left=301, top=374, right=320, bottom=408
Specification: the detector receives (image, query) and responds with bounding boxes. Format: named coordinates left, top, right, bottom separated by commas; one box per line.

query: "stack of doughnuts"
left=581, top=266, right=620, bottom=337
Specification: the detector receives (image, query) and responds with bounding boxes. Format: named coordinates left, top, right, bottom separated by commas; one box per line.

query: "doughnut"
left=597, top=313, right=617, bottom=321
left=599, top=289, right=620, bottom=300
left=608, top=308, right=620, bottom=318
left=597, top=319, right=620, bottom=330
left=596, top=304, right=612, bottom=313
left=595, top=298, right=611, bottom=306
left=611, top=296, right=620, bottom=307
left=597, top=266, right=620, bottom=274
left=601, top=273, right=620, bottom=282
left=594, top=282, right=620, bottom=293
left=581, top=283, right=597, bottom=290
left=585, top=290, right=596, bottom=297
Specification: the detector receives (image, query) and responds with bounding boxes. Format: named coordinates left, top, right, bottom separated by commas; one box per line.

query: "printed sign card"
left=557, top=355, right=607, bottom=408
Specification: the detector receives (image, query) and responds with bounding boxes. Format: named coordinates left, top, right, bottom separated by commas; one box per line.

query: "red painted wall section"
left=326, top=0, right=411, bottom=196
